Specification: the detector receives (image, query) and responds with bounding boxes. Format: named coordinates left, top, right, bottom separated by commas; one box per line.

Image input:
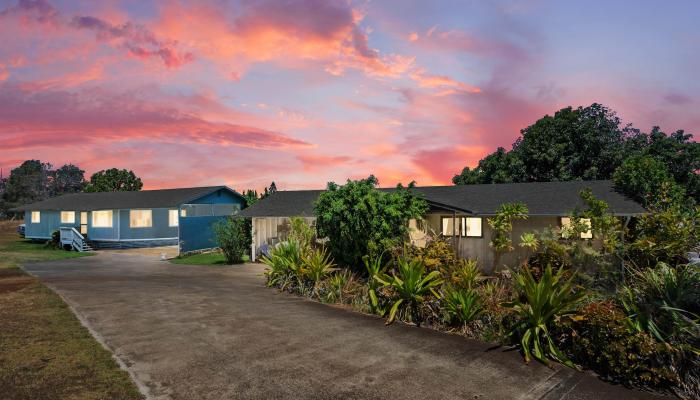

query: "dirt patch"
left=0, top=275, right=35, bottom=294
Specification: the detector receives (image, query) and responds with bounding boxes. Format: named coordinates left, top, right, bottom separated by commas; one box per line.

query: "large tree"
left=49, top=164, right=86, bottom=196
left=84, top=168, right=143, bottom=192
left=314, top=175, right=428, bottom=270
left=2, top=160, right=52, bottom=211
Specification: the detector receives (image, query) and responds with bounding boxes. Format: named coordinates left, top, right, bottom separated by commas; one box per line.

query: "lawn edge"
left=20, top=263, right=153, bottom=400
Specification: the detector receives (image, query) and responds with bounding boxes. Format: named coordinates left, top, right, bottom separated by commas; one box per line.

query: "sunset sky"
left=1, top=0, right=698, bottom=191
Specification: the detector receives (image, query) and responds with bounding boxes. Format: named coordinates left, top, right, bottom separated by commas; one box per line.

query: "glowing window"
left=461, top=217, right=482, bottom=237
left=61, top=211, right=75, bottom=224
left=441, top=217, right=459, bottom=236
left=92, top=210, right=113, bottom=228
left=560, top=217, right=592, bottom=239
left=31, top=211, right=40, bottom=223
left=169, top=209, right=179, bottom=227
left=129, top=210, right=152, bottom=228
left=180, top=209, right=187, bottom=217
left=80, top=212, right=88, bottom=225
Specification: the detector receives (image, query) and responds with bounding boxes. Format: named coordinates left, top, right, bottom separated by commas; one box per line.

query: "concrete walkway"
left=23, top=252, right=669, bottom=400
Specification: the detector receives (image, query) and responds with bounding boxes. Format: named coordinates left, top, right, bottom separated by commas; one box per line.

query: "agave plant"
left=364, top=254, right=389, bottom=316
left=505, top=264, right=585, bottom=368
left=376, top=257, right=443, bottom=326
left=261, top=240, right=303, bottom=289
left=442, top=284, right=484, bottom=326
left=301, top=247, right=337, bottom=298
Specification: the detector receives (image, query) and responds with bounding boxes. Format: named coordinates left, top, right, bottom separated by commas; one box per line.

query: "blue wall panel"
left=118, top=208, right=178, bottom=240
left=179, top=215, right=228, bottom=253
left=25, top=210, right=81, bottom=239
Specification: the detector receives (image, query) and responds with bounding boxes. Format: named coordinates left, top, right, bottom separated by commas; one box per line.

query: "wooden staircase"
left=59, top=227, right=95, bottom=252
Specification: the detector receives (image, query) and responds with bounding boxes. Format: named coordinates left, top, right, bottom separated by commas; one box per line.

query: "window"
left=130, top=210, right=152, bottom=228
left=92, top=210, right=113, bottom=228
left=461, top=217, right=482, bottom=237
left=169, top=209, right=179, bottom=227
left=31, top=211, right=40, bottom=223
left=80, top=212, right=88, bottom=225
left=180, top=208, right=187, bottom=217
left=441, top=217, right=458, bottom=236
left=560, top=217, right=592, bottom=239
left=60, top=211, right=75, bottom=224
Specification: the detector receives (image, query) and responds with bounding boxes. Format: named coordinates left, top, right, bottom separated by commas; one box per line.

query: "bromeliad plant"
left=442, top=284, right=484, bottom=326
left=301, top=247, right=338, bottom=298
left=376, top=257, right=443, bottom=326
left=261, top=240, right=303, bottom=290
left=505, top=264, right=585, bottom=368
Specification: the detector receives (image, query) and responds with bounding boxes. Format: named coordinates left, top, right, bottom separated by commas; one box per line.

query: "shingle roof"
left=239, top=180, right=646, bottom=217
left=11, top=186, right=241, bottom=211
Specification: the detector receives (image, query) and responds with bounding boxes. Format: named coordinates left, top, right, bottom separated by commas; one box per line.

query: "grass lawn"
left=170, top=250, right=250, bottom=265
left=0, top=220, right=144, bottom=400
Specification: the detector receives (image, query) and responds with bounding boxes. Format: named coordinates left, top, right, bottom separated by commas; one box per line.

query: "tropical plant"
left=261, top=240, right=303, bottom=289
left=619, top=262, right=700, bottom=352
left=364, top=253, right=389, bottom=316
left=376, top=257, right=443, bottom=326
left=488, top=203, right=528, bottom=270
left=212, top=216, right=251, bottom=264
left=505, top=265, right=586, bottom=367
left=288, top=216, right=315, bottom=252
left=450, top=259, right=482, bottom=289
left=442, top=284, right=484, bottom=326
left=325, top=269, right=352, bottom=303
left=409, top=232, right=457, bottom=272
left=301, top=247, right=338, bottom=298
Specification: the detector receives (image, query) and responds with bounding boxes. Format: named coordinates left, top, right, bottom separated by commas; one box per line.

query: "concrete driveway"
left=23, top=252, right=668, bottom=400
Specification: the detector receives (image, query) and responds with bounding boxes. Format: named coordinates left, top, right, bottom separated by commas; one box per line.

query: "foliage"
left=407, top=232, right=457, bottom=272
left=613, top=155, right=686, bottom=208
left=262, top=181, right=277, bottom=199
left=241, top=189, right=260, bottom=207
left=212, top=216, right=251, bottom=264
left=555, top=301, right=678, bottom=387
left=376, top=257, right=443, bottom=326
left=262, top=240, right=303, bottom=289
left=441, top=284, right=484, bottom=325
left=84, top=168, right=143, bottom=192
left=46, top=229, right=62, bottom=250
left=2, top=160, right=52, bottom=214
left=364, top=253, right=389, bottom=316
left=488, top=202, right=528, bottom=270
left=314, top=175, right=428, bottom=270
left=452, top=147, right=521, bottom=185
left=300, top=247, right=337, bottom=297
left=288, top=216, right=315, bottom=252
left=49, top=164, right=86, bottom=196
left=618, top=263, right=699, bottom=352
left=324, top=269, right=360, bottom=304
left=505, top=265, right=585, bottom=367
left=449, top=259, right=483, bottom=289
left=578, top=188, right=623, bottom=253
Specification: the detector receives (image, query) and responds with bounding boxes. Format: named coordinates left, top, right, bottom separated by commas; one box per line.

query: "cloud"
left=0, top=83, right=310, bottom=150
left=664, top=92, right=692, bottom=105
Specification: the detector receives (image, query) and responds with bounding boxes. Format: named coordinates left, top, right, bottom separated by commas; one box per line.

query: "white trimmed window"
left=92, top=210, right=113, bottom=228
left=130, top=210, right=152, bottom=228
left=169, top=209, right=179, bottom=227
left=61, top=211, right=75, bottom=224
left=31, top=211, right=40, bottom=223
left=560, top=217, right=593, bottom=239
left=461, top=217, right=483, bottom=237
left=441, top=217, right=458, bottom=236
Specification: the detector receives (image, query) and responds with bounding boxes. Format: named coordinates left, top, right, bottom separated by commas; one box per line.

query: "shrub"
left=288, top=216, right=315, bottom=252
left=441, top=284, right=484, bottom=326
left=376, top=257, right=443, bottom=326
left=46, top=229, right=62, bottom=249
left=213, top=216, right=251, bottom=264
left=364, top=254, right=389, bottom=316
left=314, top=175, right=428, bottom=271
left=408, top=233, right=457, bottom=272
left=555, top=301, right=678, bottom=388
left=449, top=259, right=483, bottom=289
left=505, top=265, right=585, bottom=367
left=488, top=203, right=528, bottom=270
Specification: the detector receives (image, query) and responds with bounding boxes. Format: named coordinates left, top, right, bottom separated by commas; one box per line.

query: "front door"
left=80, top=212, right=88, bottom=235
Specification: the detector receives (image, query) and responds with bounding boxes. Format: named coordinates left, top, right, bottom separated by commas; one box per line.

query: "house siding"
left=25, top=210, right=81, bottom=239
left=178, top=188, right=247, bottom=253
left=118, top=208, right=178, bottom=240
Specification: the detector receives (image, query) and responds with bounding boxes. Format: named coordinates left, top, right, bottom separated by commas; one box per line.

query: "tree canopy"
left=84, top=168, right=143, bottom=192
left=49, top=164, right=86, bottom=196
left=452, top=103, right=699, bottom=204
left=314, top=175, right=428, bottom=270
left=2, top=160, right=52, bottom=212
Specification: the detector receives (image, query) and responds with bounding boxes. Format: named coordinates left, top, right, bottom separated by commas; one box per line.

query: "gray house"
left=239, top=180, right=646, bottom=271
left=12, top=186, right=246, bottom=253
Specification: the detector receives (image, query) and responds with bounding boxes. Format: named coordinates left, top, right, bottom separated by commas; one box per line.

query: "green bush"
left=505, top=265, right=585, bottom=367
left=314, top=175, right=428, bottom=271
left=555, top=301, right=678, bottom=388
left=301, top=247, right=337, bottom=298
left=212, top=216, right=251, bottom=264
left=407, top=233, right=457, bottom=272
left=262, top=240, right=303, bottom=289
left=441, top=284, right=484, bottom=326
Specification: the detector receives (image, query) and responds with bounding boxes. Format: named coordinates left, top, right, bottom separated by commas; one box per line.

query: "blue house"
left=11, top=186, right=246, bottom=253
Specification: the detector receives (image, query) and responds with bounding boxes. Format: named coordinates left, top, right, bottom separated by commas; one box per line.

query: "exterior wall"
left=178, top=189, right=247, bottom=253
left=87, top=210, right=120, bottom=240
left=117, top=208, right=178, bottom=240
left=25, top=210, right=81, bottom=239
left=422, top=212, right=561, bottom=273
left=250, top=216, right=316, bottom=261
